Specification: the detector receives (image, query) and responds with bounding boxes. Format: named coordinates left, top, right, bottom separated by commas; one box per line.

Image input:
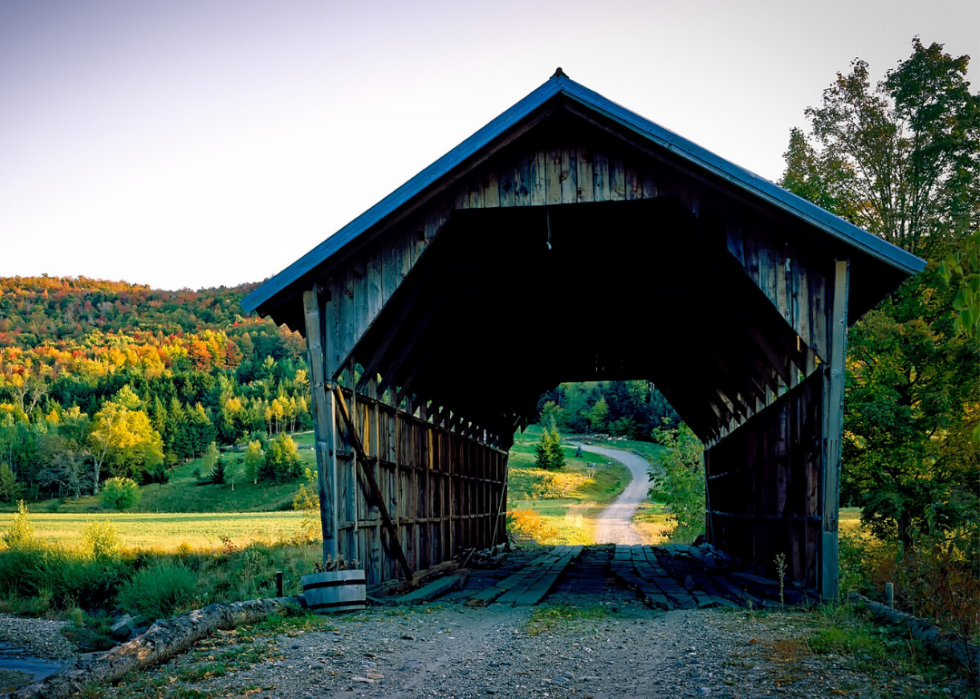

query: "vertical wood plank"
left=530, top=150, right=546, bottom=206
left=593, top=149, right=609, bottom=201
left=483, top=169, right=500, bottom=208
left=499, top=162, right=515, bottom=207
left=545, top=147, right=562, bottom=205
left=515, top=154, right=531, bottom=206
left=575, top=146, right=594, bottom=203
left=625, top=163, right=640, bottom=200
left=641, top=171, right=657, bottom=199
left=560, top=147, right=577, bottom=204
left=609, top=157, right=626, bottom=200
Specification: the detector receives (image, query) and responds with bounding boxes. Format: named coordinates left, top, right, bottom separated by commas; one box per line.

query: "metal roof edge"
left=555, top=79, right=926, bottom=276
left=241, top=76, right=566, bottom=314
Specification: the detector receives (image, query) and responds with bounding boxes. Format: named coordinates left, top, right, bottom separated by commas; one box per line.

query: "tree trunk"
left=849, top=592, right=980, bottom=674
left=12, top=596, right=303, bottom=699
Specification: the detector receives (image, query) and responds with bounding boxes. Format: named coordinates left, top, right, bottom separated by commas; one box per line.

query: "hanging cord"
left=546, top=208, right=552, bottom=250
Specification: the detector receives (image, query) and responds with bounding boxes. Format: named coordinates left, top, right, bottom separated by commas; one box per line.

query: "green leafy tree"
left=243, top=440, right=264, bottom=485
left=202, top=442, right=220, bottom=479
left=261, top=433, right=302, bottom=482
left=782, top=38, right=980, bottom=550
left=649, top=422, right=705, bottom=542
left=586, top=397, right=609, bottom=433
left=100, top=476, right=141, bottom=511
left=89, top=400, right=163, bottom=493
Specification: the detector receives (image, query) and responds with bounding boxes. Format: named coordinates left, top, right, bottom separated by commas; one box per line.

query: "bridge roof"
left=242, top=71, right=924, bottom=318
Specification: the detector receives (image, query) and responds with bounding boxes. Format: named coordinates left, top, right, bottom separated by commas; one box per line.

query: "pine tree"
left=0, top=463, right=19, bottom=504
left=549, top=426, right=566, bottom=470
left=534, top=429, right=554, bottom=470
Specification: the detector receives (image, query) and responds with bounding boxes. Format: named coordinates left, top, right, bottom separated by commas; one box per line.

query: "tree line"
left=536, top=380, right=680, bottom=440
left=0, top=278, right=314, bottom=502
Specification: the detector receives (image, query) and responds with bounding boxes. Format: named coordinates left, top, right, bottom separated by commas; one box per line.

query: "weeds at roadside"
left=527, top=605, right=609, bottom=635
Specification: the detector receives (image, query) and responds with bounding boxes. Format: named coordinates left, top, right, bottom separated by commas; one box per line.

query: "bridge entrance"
left=242, top=71, right=924, bottom=600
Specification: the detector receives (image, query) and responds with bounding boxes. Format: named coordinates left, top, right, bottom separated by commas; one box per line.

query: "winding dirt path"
left=571, top=442, right=657, bottom=545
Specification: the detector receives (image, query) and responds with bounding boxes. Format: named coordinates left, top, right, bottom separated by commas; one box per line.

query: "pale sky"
left=1, top=0, right=977, bottom=291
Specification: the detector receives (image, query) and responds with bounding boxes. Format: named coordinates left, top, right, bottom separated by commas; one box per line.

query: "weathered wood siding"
left=705, top=371, right=823, bottom=588
left=330, top=387, right=508, bottom=586
left=318, top=139, right=826, bottom=387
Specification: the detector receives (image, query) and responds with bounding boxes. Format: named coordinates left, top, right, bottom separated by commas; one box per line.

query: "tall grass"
left=0, top=504, right=324, bottom=621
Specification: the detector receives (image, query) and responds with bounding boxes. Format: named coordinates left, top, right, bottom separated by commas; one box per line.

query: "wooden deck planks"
left=470, top=545, right=583, bottom=607
left=607, top=544, right=794, bottom=611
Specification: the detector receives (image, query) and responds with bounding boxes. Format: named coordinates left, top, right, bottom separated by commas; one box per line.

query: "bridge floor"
left=459, top=543, right=811, bottom=610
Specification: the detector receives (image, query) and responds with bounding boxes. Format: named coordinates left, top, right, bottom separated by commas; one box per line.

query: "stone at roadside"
left=110, top=615, right=135, bottom=640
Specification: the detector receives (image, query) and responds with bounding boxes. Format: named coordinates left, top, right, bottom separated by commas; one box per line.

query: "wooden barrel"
left=301, top=570, right=366, bottom=614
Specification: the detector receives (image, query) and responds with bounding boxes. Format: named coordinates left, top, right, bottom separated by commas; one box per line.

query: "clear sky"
left=1, top=0, right=977, bottom=291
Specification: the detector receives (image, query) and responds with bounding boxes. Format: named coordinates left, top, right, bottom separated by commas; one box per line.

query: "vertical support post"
left=303, top=289, right=338, bottom=561
left=820, top=259, right=849, bottom=600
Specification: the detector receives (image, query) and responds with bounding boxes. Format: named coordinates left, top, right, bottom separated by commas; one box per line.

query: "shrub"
left=100, top=477, right=140, bottom=511
left=293, top=469, right=320, bottom=544
left=897, top=528, right=980, bottom=647
left=83, top=520, right=120, bottom=562
left=0, top=543, right=124, bottom=610
left=3, top=500, right=34, bottom=549
left=116, top=559, right=197, bottom=620
left=507, top=508, right=559, bottom=543
left=648, top=422, right=705, bottom=542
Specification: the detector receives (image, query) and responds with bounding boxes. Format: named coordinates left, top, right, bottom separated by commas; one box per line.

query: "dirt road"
left=573, top=443, right=656, bottom=545
left=106, top=579, right=950, bottom=699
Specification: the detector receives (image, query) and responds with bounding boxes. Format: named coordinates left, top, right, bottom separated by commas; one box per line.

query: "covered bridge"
left=242, top=70, right=924, bottom=600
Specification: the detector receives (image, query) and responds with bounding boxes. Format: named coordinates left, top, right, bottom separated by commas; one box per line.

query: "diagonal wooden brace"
left=332, top=385, right=415, bottom=586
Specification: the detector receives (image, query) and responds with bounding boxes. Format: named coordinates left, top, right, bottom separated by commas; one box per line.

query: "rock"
left=110, top=614, right=135, bottom=640
left=128, top=625, right=149, bottom=640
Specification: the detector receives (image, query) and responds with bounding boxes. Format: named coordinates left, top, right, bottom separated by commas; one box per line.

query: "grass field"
left=0, top=510, right=308, bottom=551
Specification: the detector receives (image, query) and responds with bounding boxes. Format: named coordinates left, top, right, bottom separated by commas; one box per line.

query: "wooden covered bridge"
left=242, top=70, right=923, bottom=600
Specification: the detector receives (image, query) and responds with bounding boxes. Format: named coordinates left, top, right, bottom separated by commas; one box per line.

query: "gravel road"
left=107, top=585, right=961, bottom=699
left=573, top=443, right=655, bottom=545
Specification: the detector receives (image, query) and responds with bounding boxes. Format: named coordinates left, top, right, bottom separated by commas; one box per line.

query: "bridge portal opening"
left=242, top=73, right=923, bottom=599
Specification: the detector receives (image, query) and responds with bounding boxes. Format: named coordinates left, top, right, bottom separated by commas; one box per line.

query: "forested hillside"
left=0, top=276, right=313, bottom=503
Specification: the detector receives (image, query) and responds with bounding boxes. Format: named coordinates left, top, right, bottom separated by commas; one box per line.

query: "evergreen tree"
left=549, top=426, right=566, bottom=470
left=0, top=463, right=19, bottom=504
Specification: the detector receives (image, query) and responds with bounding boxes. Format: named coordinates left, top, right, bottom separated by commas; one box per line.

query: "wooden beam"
left=303, top=290, right=338, bottom=560
left=820, top=258, right=849, bottom=600
left=333, top=385, right=415, bottom=585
